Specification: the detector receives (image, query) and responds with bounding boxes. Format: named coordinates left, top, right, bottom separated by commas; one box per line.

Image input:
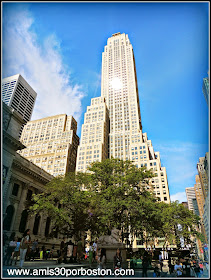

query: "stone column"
left=13, top=183, right=29, bottom=232
left=39, top=214, right=47, bottom=238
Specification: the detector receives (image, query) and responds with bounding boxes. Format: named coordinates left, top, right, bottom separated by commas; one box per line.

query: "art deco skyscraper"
left=76, top=33, right=170, bottom=203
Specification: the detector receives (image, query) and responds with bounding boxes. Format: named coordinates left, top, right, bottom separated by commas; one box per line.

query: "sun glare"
left=110, top=77, right=122, bottom=90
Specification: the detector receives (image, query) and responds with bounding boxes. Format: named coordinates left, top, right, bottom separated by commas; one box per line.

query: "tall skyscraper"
left=202, top=76, right=209, bottom=106
left=76, top=32, right=170, bottom=203
left=194, top=175, right=205, bottom=220
left=185, top=187, right=200, bottom=216
left=2, top=74, right=37, bottom=123
left=18, top=114, right=79, bottom=176
left=197, top=157, right=209, bottom=199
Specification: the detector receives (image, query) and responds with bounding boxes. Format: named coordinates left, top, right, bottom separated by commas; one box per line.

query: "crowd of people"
left=3, top=231, right=209, bottom=278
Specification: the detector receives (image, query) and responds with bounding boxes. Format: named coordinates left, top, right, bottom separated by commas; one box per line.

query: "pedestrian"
left=158, top=251, right=163, bottom=272
left=199, top=262, right=204, bottom=275
left=182, top=258, right=191, bottom=277
left=66, top=240, right=74, bottom=262
left=89, top=242, right=94, bottom=268
left=10, top=237, right=21, bottom=266
left=153, top=263, right=160, bottom=277
left=77, top=239, right=83, bottom=263
left=194, top=263, right=201, bottom=278
left=100, top=248, right=106, bottom=270
left=142, top=251, right=149, bottom=277
left=49, top=244, right=55, bottom=259
left=60, top=237, right=66, bottom=257
left=19, top=229, right=31, bottom=268
left=57, top=237, right=66, bottom=264
left=3, top=236, right=17, bottom=266
left=72, top=242, right=77, bottom=263
left=174, top=260, right=183, bottom=277
left=113, top=248, right=122, bottom=272
left=30, top=239, right=38, bottom=261
left=93, top=239, right=98, bottom=262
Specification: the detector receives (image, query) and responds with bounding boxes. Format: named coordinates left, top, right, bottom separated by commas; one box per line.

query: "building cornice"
left=3, top=131, right=26, bottom=151
left=12, top=153, right=54, bottom=184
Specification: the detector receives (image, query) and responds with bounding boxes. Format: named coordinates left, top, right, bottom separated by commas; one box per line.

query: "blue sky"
left=2, top=2, right=209, bottom=202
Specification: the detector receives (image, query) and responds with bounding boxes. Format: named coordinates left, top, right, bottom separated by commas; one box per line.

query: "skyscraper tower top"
left=2, top=74, right=37, bottom=123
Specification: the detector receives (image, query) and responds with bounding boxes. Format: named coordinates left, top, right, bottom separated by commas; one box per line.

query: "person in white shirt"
left=19, top=229, right=31, bottom=268
left=3, top=237, right=17, bottom=266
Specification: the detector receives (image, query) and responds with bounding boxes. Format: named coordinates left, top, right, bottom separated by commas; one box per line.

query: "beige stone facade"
left=3, top=102, right=63, bottom=250
left=76, top=97, right=109, bottom=172
left=18, top=114, right=79, bottom=176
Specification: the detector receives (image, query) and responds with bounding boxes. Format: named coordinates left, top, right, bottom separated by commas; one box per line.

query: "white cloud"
left=3, top=8, right=85, bottom=122
left=170, top=192, right=187, bottom=203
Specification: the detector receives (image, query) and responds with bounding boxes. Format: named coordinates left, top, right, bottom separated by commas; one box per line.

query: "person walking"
left=57, top=237, right=66, bottom=264
left=77, top=239, right=83, bottom=263
left=142, top=251, right=149, bottom=277
left=49, top=244, right=55, bottom=259
left=89, top=242, right=94, bottom=268
left=100, top=248, right=106, bottom=270
left=66, top=240, right=74, bottom=263
left=174, top=260, right=183, bottom=277
left=30, top=239, right=38, bottom=261
left=72, top=242, right=77, bottom=263
left=19, top=229, right=31, bottom=268
left=158, top=252, right=163, bottom=272
left=194, top=263, right=201, bottom=278
left=114, top=248, right=122, bottom=273
left=10, top=237, right=21, bottom=266
left=93, top=239, right=98, bottom=262
left=3, top=236, right=17, bottom=266
left=199, top=262, right=204, bottom=275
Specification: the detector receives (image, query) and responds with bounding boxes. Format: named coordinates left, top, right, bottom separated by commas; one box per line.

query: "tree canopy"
left=30, top=158, right=201, bottom=246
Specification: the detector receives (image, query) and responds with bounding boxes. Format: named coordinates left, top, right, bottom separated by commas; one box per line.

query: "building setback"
left=18, top=114, right=79, bottom=176
left=76, top=32, right=170, bottom=203
left=76, top=97, right=109, bottom=172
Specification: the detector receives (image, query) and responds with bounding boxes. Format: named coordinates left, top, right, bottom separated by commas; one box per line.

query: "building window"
left=19, top=209, right=28, bottom=233
left=12, top=183, right=19, bottom=196
left=3, top=205, right=15, bottom=231
left=164, top=197, right=167, bottom=201
left=33, top=214, right=41, bottom=235
left=26, top=190, right=33, bottom=201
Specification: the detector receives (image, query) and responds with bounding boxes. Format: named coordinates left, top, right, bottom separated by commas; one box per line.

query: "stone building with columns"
left=2, top=102, right=63, bottom=249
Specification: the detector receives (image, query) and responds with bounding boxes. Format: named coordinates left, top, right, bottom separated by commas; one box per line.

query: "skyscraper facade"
left=202, top=77, right=209, bottom=105
left=18, top=114, right=79, bottom=176
left=2, top=74, right=37, bottom=123
left=185, top=187, right=200, bottom=216
left=76, top=32, right=170, bottom=203
left=197, top=157, right=209, bottom=199
left=76, top=97, right=109, bottom=172
left=194, top=175, right=205, bottom=220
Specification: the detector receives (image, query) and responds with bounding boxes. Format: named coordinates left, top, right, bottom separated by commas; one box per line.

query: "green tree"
left=29, top=172, right=91, bottom=239
left=30, top=158, right=201, bottom=247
